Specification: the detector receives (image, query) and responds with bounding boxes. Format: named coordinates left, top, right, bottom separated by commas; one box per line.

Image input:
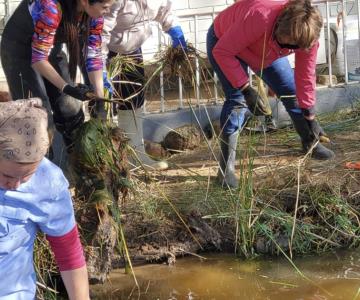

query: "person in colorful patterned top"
left=1, top=0, right=113, bottom=152
left=207, top=0, right=335, bottom=189
left=0, top=99, right=89, bottom=300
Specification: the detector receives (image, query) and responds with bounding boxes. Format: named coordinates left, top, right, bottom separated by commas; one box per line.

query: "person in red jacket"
left=207, top=0, right=334, bottom=188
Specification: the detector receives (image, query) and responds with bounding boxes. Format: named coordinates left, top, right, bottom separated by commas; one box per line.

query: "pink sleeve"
left=46, top=225, right=86, bottom=272
left=212, top=11, right=267, bottom=89
left=294, top=42, right=319, bottom=110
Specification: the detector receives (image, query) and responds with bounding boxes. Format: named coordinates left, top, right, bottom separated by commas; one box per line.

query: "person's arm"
left=153, top=1, right=186, bottom=49
left=30, top=0, right=66, bottom=90
left=47, top=225, right=89, bottom=300
left=155, top=0, right=178, bottom=32
left=86, top=17, right=105, bottom=97
left=60, top=266, right=90, bottom=300
left=102, top=1, right=121, bottom=60
left=37, top=171, right=89, bottom=300
left=32, top=61, right=67, bottom=90
left=294, top=41, right=319, bottom=118
left=294, top=42, right=329, bottom=138
left=88, top=69, right=104, bottom=97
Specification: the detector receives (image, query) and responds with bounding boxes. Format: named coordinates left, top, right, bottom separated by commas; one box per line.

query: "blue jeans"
left=206, top=24, right=302, bottom=135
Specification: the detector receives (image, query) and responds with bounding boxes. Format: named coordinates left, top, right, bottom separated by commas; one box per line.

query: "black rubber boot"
left=290, top=113, right=335, bottom=160
left=217, top=132, right=239, bottom=188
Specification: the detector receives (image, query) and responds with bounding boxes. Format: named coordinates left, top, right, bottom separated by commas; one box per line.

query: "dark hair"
left=275, top=0, right=323, bottom=49
left=57, top=0, right=105, bottom=81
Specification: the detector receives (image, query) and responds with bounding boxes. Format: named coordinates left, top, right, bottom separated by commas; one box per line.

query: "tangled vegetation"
left=33, top=42, right=360, bottom=298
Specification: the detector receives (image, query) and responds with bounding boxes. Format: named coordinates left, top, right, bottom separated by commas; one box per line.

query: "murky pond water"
left=91, top=250, right=360, bottom=300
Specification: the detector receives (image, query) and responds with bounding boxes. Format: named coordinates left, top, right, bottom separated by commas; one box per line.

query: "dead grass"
left=131, top=104, right=360, bottom=258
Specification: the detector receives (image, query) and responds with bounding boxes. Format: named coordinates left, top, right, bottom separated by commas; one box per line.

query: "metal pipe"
left=179, top=77, right=183, bottom=109
left=213, top=69, right=219, bottom=103
left=158, top=26, right=165, bottom=112
left=357, top=0, right=360, bottom=75
left=326, top=1, right=333, bottom=86
left=249, top=69, right=253, bottom=86
left=342, top=0, right=349, bottom=84
left=194, top=15, right=200, bottom=106
left=4, top=0, right=10, bottom=24
left=212, top=9, right=219, bottom=103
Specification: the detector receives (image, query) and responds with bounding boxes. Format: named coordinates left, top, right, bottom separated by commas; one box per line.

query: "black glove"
left=62, top=83, right=94, bottom=101
left=242, top=85, right=271, bottom=116
left=306, top=118, right=326, bottom=139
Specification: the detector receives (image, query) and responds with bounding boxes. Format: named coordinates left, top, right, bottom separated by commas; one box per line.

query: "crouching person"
left=0, top=99, right=89, bottom=300
left=207, top=0, right=334, bottom=189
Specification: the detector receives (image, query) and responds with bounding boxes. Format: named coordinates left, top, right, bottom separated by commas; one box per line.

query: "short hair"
left=275, top=0, right=323, bottom=49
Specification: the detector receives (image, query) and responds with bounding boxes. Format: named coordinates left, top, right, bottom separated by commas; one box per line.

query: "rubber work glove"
left=241, top=85, right=272, bottom=116
left=103, top=69, right=113, bottom=97
left=62, top=83, right=94, bottom=101
left=167, top=26, right=187, bottom=50
left=306, top=118, right=327, bottom=140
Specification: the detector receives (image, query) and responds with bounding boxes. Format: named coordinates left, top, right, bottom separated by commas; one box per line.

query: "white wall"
left=142, top=0, right=234, bottom=60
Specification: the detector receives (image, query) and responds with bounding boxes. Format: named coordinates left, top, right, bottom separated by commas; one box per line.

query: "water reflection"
left=91, top=250, right=360, bottom=299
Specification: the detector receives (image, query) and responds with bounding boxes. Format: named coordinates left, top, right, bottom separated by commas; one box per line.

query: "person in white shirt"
left=102, top=0, right=187, bottom=170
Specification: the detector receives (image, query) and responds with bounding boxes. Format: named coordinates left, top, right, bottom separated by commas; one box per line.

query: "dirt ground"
left=111, top=113, right=360, bottom=270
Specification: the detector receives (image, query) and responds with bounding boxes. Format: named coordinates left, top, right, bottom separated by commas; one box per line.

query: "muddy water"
left=91, top=250, right=360, bottom=300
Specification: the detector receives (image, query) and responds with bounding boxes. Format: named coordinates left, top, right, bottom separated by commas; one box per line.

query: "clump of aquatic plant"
left=70, top=119, right=132, bottom=283
left=107, top=43, right=220, bottom=104
left=107, top=54, right=145, bottom=104
left=153, top=44, right=216, bottom=99
left=72, top=119, right=130, bottom=205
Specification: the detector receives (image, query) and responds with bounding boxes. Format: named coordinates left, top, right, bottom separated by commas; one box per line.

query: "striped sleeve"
left=86, top=17, right=104, bottom=72
left=30, top=0, right=62, bottom=64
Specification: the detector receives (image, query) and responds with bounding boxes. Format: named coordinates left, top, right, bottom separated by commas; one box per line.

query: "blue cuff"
left=103, top=70, right=113, bottom=95
left=167, top=26, right=187, bottom=49
left=289, top=108, right=302, bottom=114
left=167, top=26, right=184, bottom=39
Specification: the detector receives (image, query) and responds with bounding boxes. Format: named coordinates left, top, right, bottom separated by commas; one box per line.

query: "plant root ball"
left=162, top=125, right=203, bottom=153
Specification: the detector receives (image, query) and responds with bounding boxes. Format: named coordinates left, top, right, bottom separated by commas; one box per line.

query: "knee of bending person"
left=224, top=90, right=246, bottom=105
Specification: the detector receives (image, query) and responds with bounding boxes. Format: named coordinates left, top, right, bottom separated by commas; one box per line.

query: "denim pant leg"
left=260, top=57, right=302, bottom=116
left=206, top=25, right=248, bottom=135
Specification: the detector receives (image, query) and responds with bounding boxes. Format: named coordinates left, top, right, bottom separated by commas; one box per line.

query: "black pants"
left=1, top=39, right=84, bottom=145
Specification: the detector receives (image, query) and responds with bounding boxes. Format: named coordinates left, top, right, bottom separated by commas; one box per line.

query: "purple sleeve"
left=30, top=0, right=62, bottom=64
left=86, top=17, right=104, bottom=72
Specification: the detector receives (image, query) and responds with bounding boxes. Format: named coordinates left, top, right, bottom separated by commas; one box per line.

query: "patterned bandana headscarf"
left=0, top=98, right=49, bottom=163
